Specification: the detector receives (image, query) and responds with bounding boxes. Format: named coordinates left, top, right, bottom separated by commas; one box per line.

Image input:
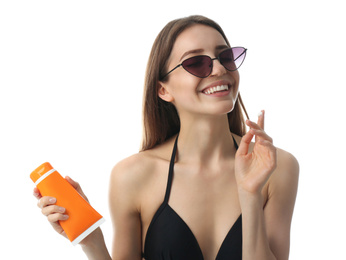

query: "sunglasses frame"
left=161, top=47, right=247, bottom=80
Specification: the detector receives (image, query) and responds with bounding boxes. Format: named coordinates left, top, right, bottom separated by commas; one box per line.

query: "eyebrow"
left=179, top=45, right=229, bottom=62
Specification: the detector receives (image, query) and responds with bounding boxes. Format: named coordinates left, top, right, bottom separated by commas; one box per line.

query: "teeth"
left=204, top=85, right=229, bottom=94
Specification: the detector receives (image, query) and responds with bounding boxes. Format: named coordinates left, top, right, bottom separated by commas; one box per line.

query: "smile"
left=202, top=85, right=229, bottom=95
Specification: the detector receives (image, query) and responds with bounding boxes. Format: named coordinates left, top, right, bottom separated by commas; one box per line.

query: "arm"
left=80, top=228, right=111, bottom=260
left=235, top=111, right=299, bottom=260
left=263, top=150, right=299, bottom=259
left=108, top=157, right=144, bottom=260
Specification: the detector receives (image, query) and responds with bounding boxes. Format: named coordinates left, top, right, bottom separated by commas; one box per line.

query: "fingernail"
left=62, top=215, right=69, bottom=220
left=49, top=198, right=56, bottom=203
left=258, top=111, right=263, bottom=117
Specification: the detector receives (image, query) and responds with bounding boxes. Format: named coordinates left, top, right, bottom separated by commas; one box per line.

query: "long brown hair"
left=141, top=15, right=249, bottom=151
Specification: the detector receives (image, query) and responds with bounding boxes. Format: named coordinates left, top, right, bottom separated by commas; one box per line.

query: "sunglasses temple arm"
left=162, top=64, right=182, bottom=79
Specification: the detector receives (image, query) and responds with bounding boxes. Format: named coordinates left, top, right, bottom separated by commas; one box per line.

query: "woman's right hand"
left=34, top=188, right=69, bottom=238
left=33, top=176, right=89, bottom=239
left=33, top=177, right=112, bottom=259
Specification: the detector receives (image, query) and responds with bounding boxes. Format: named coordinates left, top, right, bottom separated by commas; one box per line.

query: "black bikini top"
left=142, top=136, right=242, bottom=259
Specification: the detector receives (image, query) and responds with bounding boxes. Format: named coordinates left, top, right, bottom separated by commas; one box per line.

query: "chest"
left=142, top=162, right=243, bottom=260
left=171, top=165, right=241, bottom=257
left=169, top=164, right=240, bottom=220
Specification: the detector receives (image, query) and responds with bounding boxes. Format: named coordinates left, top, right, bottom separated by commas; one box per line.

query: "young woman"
left=34, top=15, right=299, bottom=260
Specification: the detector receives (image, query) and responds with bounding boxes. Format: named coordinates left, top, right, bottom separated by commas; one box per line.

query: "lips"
left=203, top=84, right=229, bottom=94
left=201, top=80, right=232, bottom=95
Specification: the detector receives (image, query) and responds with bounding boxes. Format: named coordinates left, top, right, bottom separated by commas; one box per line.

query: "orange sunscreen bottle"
left=30, top=162, right=105, bottom=245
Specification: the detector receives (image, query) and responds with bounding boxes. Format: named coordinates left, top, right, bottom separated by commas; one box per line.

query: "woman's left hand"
left=235, top=110, right=277, bottom=195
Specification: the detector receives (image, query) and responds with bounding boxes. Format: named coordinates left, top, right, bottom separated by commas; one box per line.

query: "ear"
left=157, top=82, right=174, bottom=103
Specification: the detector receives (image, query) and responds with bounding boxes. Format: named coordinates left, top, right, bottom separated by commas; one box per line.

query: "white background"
left=1, top=0, right=345, bottom=259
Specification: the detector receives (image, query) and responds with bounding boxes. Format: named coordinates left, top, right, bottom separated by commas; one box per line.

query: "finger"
left=47, top=213, right=69, bottom=223
left=249, top=128, right=273, bottom=143
left=259, top=139, right=276, bottom=153
left=37, top=196, right=57, bottom=209
left=65, top=176, right=83, bottom=194
left=257, top=110, right=265, bottom=130
left=246, top=119, right=262, bottom=130
left=41, top=205, right=66, bottom=217
left=33, top=187, right=42, bottom=200
left=258, top=139, right=276, bottom=154
left=50, top=221, right=68, bottom=237
left=236, top=130, right=254, bottom=156
left=257, top=139, right=277, bottom=169
left=246, top=116, right=265, bottom=143
left=65, top=175, right=78, bottom=187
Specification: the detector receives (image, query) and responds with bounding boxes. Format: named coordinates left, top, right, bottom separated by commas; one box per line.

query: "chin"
left=209, top=102, right=235, bottom=115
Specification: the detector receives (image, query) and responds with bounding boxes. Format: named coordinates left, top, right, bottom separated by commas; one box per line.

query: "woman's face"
left=159, top=24, right=240, bottom=118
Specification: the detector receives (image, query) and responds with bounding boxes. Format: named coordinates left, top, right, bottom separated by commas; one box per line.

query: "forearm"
left=80, top=228, right=112, bottom=260
left=239, top=189, right=276, bottom=260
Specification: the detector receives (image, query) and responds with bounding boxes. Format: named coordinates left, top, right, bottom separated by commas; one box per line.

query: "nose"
left=210, top=58, right=227, bottom=77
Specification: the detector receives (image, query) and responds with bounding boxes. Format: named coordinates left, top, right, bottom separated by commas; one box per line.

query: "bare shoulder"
left=273, top=147, right=299, bottom=184
left=109, top=136, right=177, bottom=205
left=266, top=147, right=299, bottom=211
left=109, top=152, right=157, bottom=200
left=110, top=152, right=155, bottom=187
left=111, top=137, right=175, bottom=180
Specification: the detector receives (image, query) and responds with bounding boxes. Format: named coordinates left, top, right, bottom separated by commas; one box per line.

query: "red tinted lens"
left=220, top=47, right=246, bottom=71
left=181, top=55, right=212, bottom=78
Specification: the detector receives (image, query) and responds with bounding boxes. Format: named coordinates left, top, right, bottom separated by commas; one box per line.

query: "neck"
left=176, top=113, right=237, bottom=165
